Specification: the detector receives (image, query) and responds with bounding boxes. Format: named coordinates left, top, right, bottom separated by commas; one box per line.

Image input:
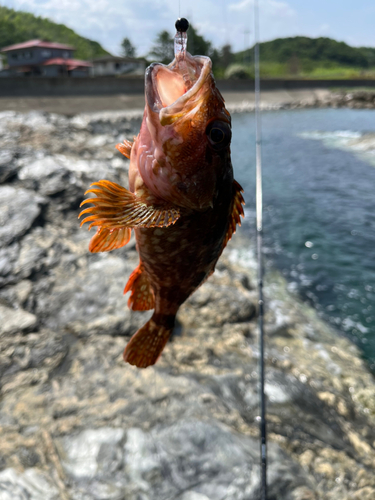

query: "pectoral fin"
left=88, top=226, right=131, bottom=253
left=79, top=180, right=180, bottom=230
left=223, top=179, right=245, bottom=248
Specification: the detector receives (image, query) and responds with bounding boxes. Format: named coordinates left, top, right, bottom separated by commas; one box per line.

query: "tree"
left=0, top=5, right=109, bottom=60
left=121, top=37, right=136, bottom=58
left=149, top=30, right=174, bottom=64
left=210, top=48, right=221, bottom=70
left=149, top=25, right=214, bottom=65
left=186, top=24, right=212, bottom=56
left=220, top=44, right=234, bottom=69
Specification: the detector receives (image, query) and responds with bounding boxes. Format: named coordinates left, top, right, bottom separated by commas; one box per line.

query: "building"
left=91, top=56, right=145, bottom=77
left=0, top=39, right=92, bottom=76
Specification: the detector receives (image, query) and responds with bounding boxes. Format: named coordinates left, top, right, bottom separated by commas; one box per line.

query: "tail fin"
left=123, top=314, right=175, bottom=368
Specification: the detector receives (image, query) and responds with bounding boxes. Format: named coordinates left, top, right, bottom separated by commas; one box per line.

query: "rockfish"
left=79, top=51, right=244, bottom=368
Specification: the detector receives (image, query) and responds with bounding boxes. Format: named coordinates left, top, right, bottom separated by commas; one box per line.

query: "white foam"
left=299, top=130, right=375, bottom=167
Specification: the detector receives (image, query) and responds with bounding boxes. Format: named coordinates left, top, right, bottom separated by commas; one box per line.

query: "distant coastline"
left=226, top=88, right=375, bottom=113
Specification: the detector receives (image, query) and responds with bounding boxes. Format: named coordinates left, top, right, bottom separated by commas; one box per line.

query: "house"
left=0, top=39, right=92, bottom=76
left=91, top=56, right=145, bottom=77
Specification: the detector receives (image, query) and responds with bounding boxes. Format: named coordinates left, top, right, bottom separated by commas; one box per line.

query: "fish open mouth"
left=146, top=53, right=212, bottom=125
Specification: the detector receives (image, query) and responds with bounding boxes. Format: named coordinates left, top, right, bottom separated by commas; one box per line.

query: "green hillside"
left=0, top=5, right=110, bottom=60
left=235, top=36, right=375, bottom=78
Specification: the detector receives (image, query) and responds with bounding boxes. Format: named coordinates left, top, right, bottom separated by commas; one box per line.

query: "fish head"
left=139, top=52, right=232, bottom=210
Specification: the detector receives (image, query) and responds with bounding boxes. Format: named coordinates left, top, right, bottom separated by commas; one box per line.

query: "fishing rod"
left=254, top=0, right=267, bottom=498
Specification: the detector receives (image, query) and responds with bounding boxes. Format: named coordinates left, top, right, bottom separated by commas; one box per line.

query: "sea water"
left=231, top=108, right=375, bottom=370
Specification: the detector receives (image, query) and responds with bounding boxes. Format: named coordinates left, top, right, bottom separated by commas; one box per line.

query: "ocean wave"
left=299, top=130, right=375, bottom=167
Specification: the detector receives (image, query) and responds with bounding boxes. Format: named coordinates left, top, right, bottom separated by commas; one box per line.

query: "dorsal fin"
left=116, top=139, right=133, bottom=159
left=223, top=179, right=245, bottom=248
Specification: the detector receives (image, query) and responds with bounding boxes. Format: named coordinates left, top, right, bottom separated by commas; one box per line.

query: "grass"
left=258, top=64, right=375, bottom=79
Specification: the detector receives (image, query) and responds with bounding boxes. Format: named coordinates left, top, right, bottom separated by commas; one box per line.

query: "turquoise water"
left=231, top=108, right=375, bottom=370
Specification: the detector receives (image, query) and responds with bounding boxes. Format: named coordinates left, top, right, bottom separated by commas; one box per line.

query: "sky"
left=2, top=0, right=375, bottom=56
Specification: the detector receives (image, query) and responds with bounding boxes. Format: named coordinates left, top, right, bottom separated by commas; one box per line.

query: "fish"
left=79, top=50, right=244, bottom=368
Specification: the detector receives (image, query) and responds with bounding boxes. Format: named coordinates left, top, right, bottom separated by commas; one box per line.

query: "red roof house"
left=0, top=39, right=92, bottom=77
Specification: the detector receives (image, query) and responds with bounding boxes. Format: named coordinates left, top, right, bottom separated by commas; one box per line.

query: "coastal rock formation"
left=0, top=111, right=375, bottom=500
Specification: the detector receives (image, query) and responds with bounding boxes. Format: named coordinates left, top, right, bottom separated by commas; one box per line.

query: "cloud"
left=4, top=0, right=300, bottom=57
left=9, top=0, right=173, bottom=54
left=229, top=0, right=251, bottom=11
left=229, top=0, right=296, bottom=18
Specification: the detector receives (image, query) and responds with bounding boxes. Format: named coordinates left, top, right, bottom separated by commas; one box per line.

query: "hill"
left=235, top=36, right=375, bottom=78
left=0, top=6, right=110, bottom=60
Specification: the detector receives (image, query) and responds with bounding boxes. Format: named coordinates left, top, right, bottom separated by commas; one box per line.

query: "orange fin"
left=124, top=263, right=155, bottom=311
left=88, top=226, right=131, bottom=253
left=223, top=179, right=245, bottom=248
left=116, top=139, right=133, bottom=159
left=123, top=314, right=175, bottom=368
left=79, top=180, right=180, bottom=230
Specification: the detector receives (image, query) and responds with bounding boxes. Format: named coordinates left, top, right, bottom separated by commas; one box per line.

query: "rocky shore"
left=226, top=89, right=375, bottom=113
left=1, top=110, right=375, bottom=500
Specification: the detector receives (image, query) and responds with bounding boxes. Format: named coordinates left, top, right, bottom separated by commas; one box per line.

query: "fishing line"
left=254, top=0, right=267, bottom=498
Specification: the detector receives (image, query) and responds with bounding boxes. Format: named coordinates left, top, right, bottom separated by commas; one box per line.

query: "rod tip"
left=175, top=18, right=189, bottom=32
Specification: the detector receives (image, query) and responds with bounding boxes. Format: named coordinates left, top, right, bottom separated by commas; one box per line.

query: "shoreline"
left=1, top=88, right=375, bottom=115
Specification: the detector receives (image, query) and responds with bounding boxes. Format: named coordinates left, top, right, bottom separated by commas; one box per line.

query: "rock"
left=0, top=226, right=55, bottom=286
left=181, top=493, right=211, bottom=500
left=291, top=486, right=316, bottom=500
left=0, top=150, right=16, bottom=183
left=60, top=428, right=125, bottom=480
left=14, top=230, right=47, bottom=278
left=11, top=280, right=33, bottom=305
left=0, top=304, right=37, bottom=335
left=56, top=421, right=312, bottom=500
left=18, top=157, right=69, bottom=196
left=184, top=281, right=256, bottom=327
left=0, top=329, right=68, bottom=393
left=33, top=252, right=147, bottom=336
left=0, top=468, right=59, bottom=500
left=0, top=186, right=45, bottom=248
left=0, top=243, right=20, bottom=286
left=353, top=487, right=375, bottom=500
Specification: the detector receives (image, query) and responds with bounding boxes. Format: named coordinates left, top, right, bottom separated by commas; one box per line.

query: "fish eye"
left=206, top=121, right=231, bottom=151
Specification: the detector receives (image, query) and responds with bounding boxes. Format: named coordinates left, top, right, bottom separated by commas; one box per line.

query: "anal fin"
left=123, top=313, right=175, bottom=368
left=79, top=180, right=180, bottom=230
left=88, top=226, right=131, bottom=253
left=124, top=263, right=155, bottom=311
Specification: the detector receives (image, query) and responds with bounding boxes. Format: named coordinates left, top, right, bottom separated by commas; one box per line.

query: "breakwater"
left=2, top=75, right=375, bottom=97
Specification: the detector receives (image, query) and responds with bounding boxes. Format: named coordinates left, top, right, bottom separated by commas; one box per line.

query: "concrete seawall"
left=1, top=76, right=375, bottom=97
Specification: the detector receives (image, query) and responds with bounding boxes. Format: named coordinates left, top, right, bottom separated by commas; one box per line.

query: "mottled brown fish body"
left=79, top=51, right=244, bottom=368
left=137, top=167, right=234, bottom=303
